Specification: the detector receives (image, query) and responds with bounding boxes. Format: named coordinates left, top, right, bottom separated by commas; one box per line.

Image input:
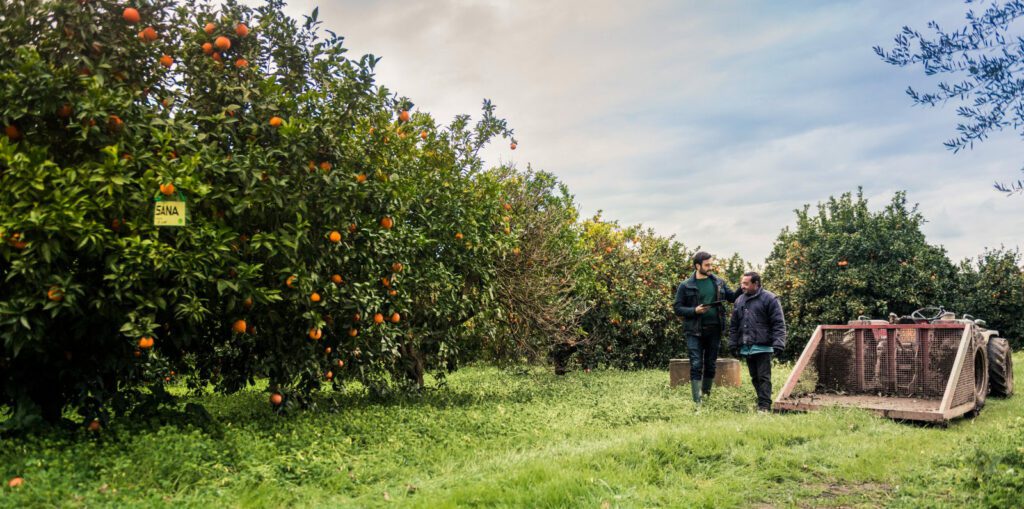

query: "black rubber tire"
left=974, top=346, right=988, bottom=412
left=988, top=337, right=1014, bottom=397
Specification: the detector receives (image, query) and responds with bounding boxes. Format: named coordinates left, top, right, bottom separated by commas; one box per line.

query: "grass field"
left=1, top=354, right=1022, bottom=508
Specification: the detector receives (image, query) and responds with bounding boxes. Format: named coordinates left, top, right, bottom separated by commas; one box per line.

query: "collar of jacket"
left=682, top=271, right=722, bottom=288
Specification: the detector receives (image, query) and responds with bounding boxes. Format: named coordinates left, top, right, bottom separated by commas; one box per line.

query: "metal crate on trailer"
left=774, top=312, right=1013, bottom=423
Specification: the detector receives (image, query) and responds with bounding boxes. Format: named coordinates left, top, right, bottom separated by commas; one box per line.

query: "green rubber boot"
left=690, top=380, right=702, bottom=404
left=702, top=378, right=714, bottom=397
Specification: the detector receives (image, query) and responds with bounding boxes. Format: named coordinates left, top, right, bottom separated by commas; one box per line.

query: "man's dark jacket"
left=672, top=272, right=739, bottom=336
left=728, top=287, right=787, bottom=350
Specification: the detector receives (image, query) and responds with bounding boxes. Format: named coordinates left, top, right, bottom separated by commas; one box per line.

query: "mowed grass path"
left=2, top=354, right=1022, bottom=508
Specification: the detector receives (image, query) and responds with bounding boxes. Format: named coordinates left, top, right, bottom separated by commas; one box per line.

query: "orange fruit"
left=512, top=247, right=521, bottom=256
left=380, top=216, right=394, bottom=230
left=270, top=393, right=283, bottom=406
left=138, top=336, right=154, bottom=349
left=325, top=347, right=332, bottom=354
left=356, top=173, right=367, bottom=183
left=308, top=328, right=322, bottom=340
left=310, top=292, right=321, bottom=303
left=328, top=230, right=341, bottom=243
left=159, top=182, right=175, bottom=196
left=47, top=286, right=63, bottom=302
left=381, top=277, right=391, bottom=288
left=398, top=110, right=410, bottom=122
left=246, top=324, right=256, bottom=335
left=7, top=477, right=24, bottom=488
left=234, top=58, right=248, bottom=68
left=140, top=26, right=157, bottom=42
left=390, top=312, right=400, bottom=323
left=420, top=130, right=427, bottom=140
left=510, top=142, right=517, bottom=150
left=57, top=104, right=73, bottom=118
left=838, top=260, right=849, bottom=267
left=353, top=312, right=361, bottom=322
left=232, top=319, right=247, bottom=334
left=123, top=7, right=140, bottom=24
left=348, top=328, right=358, bottom=337
left=202, top=42, right=213, bottom=55
left=326, top=371, right=333, bottom=380
left=235, top=23, right=249, bottom=37
left=388, top=289, right=398, bottom=297
left=455, top=232, right=464, bottom=240
left=159, top=54, right=173, bottom=68
left=4, top=125, right=21, bottom=141
left=337, top=359, right=344, bottom=367
left=392, top=262, right=403, bottom=273
left=107, top=114, right=123, bottom=131
left=605, top=246, right=613, bottom=254
left=211, top=52, right=222, bottom=63
left=331, top=274, right=342, bottom=284
left=204, top=22, right=216, bottom=35
left=503, top=203, right=512, bottom=211
left=319, top=161, right=332, bottom=171
left=286, top=275, right=296, bottom=288
left=269, top=116, right=283, bottom=127
left=373, top=313, right=384, bottom=324
left=348, top=223, right=357, bottom=234
left=214, top=36, right=231, bottom=51
left=88, top=419, right=101, bottom=432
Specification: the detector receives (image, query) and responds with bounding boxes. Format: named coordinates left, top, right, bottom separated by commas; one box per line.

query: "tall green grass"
left=1, top=355, right=1021, bottom=508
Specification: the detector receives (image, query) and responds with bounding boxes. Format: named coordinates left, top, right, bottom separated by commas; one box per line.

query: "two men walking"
left=673, top=252, right=787, bottom=411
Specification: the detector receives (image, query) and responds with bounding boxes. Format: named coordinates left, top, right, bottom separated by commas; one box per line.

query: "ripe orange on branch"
left=214, top=36, right=231, bottom=51
left=232, top=320, right=247, bottom=334
left=123, top=7, right=140, bottom=24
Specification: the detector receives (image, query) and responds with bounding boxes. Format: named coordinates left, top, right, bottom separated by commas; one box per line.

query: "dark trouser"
left=685, top=324, right=721, bottom=381
left=746, top=352, right=773, bottom=410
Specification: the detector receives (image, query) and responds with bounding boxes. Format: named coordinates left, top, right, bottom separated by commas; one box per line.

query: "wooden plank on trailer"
left=939, top=325, right=973, bottom=412
left=820, top=324, right=965, bottom=330
left=943, top=401, right=977, bottom=420
left=855, top=329, right=865, bottom=391
left=776, top=326, right=823, bottom=401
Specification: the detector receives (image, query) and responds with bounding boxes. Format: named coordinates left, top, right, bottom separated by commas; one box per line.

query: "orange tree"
left=762, top=189, right=956, bottom=358
left=462, top=166, right=589, bottom=367
left=0, top=0, right=515, bottom=429
left=951, top=248, right=1024, bottom=348
left=573, top=217, right=696, bottom=370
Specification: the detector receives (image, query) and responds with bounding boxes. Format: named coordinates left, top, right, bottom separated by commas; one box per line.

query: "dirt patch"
left=799, top=482, right=893, bottom=508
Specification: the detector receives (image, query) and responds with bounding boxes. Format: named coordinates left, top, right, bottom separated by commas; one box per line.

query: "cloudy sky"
left=253, top=0, right=1023, bottom=264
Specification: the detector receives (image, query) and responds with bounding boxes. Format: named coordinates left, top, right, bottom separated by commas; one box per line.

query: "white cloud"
left=245, top=0, right=1022, bottom=264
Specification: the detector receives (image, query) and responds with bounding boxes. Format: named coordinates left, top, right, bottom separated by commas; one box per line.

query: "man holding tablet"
left=673, top=251, right=740, bottom=404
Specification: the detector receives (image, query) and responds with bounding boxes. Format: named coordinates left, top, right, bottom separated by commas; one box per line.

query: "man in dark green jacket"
left=672, top=251, right=740, bottom=403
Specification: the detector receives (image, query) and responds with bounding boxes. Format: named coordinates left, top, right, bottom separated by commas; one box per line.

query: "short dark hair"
left=693, top=251, right=713, bottom=269
left=743, top=271, right=762, bottom=286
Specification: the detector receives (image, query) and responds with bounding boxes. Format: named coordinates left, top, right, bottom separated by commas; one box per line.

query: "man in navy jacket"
left=729, top=271, right=786, bottom=412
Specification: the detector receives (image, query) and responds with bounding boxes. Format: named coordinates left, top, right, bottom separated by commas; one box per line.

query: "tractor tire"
left=988, top=337, right=1014, bottom=397
left=973, top=345, right=988, bottom=413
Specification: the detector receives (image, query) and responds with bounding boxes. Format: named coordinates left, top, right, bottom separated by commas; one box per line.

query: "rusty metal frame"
left=774, top=323, right=976, bottom=423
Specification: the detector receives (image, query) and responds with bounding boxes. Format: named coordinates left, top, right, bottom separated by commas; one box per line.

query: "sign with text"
left=154, top=201, right=186, bottom=227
